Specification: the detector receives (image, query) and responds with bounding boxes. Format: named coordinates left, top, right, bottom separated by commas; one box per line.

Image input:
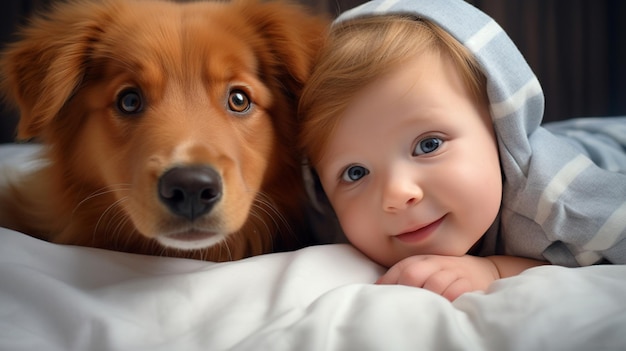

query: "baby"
left=299, top=0, right=626, bottom=301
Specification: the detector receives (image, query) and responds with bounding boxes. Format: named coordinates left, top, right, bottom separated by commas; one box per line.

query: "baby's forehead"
left=338, top=51, right=459, bottom=112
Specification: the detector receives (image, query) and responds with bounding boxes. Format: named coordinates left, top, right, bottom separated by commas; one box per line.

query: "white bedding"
left=1, top=144, right=626, bottom=351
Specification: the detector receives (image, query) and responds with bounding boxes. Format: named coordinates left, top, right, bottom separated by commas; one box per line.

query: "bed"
left=1, top=143, right=626, bottom=350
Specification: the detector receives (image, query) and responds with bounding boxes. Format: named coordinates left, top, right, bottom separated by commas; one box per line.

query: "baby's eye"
left=341, top=165, right=370, bottom=183
left=413, top=137, right=443, bottom=156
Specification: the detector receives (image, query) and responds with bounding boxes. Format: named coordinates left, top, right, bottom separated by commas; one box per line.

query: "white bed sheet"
left=1, top=144, right=626, bottom=351
left=2, top=229, right=626, bottom=351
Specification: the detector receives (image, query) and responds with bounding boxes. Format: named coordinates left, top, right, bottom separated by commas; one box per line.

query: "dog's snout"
left=158, top=166, right=222, bottom=220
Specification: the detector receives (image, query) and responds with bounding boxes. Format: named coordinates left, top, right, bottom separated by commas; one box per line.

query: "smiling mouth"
left=394, top=215, right=446, bottom=243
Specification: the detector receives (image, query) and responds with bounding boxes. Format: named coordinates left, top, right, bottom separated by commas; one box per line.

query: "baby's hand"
left=376, top=255, right=500, bottom=301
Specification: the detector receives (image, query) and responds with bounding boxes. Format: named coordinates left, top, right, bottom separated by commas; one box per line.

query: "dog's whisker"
left=223, top=240, right=233, bottom=261
left=105, top=206, right=132, bottom=250
left=253, top=192, right=293, bottom=235
left=156, top=242, right=170, bottom=258
left=73, top=184, right=132, bottom=214
left=248, top=210, right=274, bottom=253
left=111, top=207, right=134, bottom=249
left=248, top=209, right=273, bottom=240
left=93, top=196, right=129, bottom=246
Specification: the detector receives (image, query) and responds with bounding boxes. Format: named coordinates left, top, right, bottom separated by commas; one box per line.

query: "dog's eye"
left=117, top=88, right=144, bottom=115
left=228, top=89, right=251, bottom=113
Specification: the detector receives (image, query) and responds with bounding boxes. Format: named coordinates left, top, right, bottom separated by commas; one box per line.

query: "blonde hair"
left=298, top=15, right=487, bottom=166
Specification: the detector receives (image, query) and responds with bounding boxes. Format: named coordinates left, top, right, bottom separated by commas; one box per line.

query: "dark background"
left=1, top=0, right=625, bottom=143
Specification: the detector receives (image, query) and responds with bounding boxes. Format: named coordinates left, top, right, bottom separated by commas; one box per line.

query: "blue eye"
left=117, top=88, right=144, bottom=115
left=413, top=137, right=443, bottom=155
left=341, top=165, right=369, bottom=182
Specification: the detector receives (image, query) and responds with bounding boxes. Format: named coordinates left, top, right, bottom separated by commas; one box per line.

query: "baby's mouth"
left=394, top=215, right=446, bottom=243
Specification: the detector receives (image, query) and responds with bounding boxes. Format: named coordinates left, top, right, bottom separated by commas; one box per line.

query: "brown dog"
left=0, top=0, right=327, bottom=261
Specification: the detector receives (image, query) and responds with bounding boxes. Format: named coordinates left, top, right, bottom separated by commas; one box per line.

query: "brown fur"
left=0, top=0, right=328, bottom=261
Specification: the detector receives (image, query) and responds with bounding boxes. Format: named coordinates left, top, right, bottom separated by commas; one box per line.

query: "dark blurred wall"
left=467, top=0, right=626, bottom=122
left=0, top=0, right=51, bottom=143
left=1, top=0, right=625, bottom=143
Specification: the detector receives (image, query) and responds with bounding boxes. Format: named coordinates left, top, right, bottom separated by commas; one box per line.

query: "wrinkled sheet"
left=1, top=229, right=626, bottom=351
left=1, top=144, right=626, bottom=350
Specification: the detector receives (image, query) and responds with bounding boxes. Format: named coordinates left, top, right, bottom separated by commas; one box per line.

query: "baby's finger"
left=419, top=269, right=472, bottom=301
left=375, top=268, right=400, bottom=285
left=421, top=269, right=459, bottom=295
left=441, top=278, right=472, bottom=302
left=376, top=257, right=439, bottom=287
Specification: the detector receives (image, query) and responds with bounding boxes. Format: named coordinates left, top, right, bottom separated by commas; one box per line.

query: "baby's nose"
left=381, top=176, right=423, bottom=212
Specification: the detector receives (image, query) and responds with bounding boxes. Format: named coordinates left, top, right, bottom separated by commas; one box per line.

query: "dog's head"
left=0, top=0, right=327, bottom=256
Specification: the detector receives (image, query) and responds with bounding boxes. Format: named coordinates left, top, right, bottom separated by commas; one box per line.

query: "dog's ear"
left=241, top=1, right=329, bottom=96
left=0, top=2, right=115, bottom=140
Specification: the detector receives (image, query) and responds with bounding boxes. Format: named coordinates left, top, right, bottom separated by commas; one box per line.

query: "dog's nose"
left=158, top=166, right=222, bottom=220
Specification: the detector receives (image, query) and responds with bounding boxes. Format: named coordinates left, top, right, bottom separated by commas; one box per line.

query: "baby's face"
left=316, top=51, right=502, bottom=267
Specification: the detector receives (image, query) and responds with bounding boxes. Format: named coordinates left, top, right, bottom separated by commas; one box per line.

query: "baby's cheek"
left=337, top=205, right=375, bottom=246
left=336, top=206, right=360, bottom=238
left=335, top=201, right=367, bottom=235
